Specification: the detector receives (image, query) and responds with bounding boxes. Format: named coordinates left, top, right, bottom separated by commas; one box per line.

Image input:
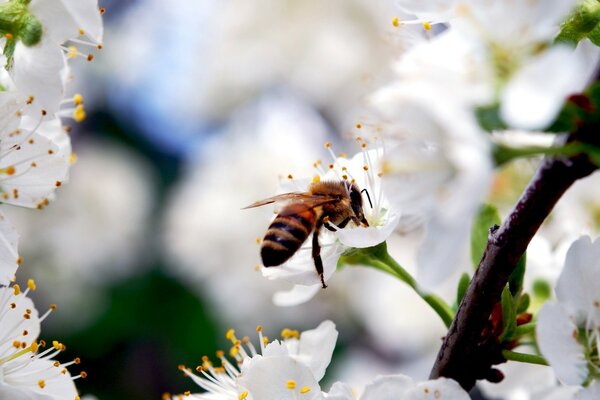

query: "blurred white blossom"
left=396, top=0, right=599, bottom=129
left=108, top=0, right=401, bottom=149
left=371, top=84, right=492, bottom=288
left=4, top=139, right=155, bottom=324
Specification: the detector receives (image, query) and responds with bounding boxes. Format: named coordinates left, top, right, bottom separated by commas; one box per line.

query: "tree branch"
left=429, top=122, right=600, bottom=389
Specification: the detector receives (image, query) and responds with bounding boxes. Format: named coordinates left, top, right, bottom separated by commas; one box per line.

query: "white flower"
left=263, top=140, right=401, bottom=306
left=175, top=321, right=337, bottom=400
left=325, top=375, right=470, bottom=400
left=371, top=83, right=492, bottom=288
left=0, top=93, right=70, bottom=209
left=395, top=0, right=597, bottom=129
left=0, top=282, right=81, bottom=399
left=0, top=0, right=103, bottom=115
left=537, top=236, right=600, bottom=386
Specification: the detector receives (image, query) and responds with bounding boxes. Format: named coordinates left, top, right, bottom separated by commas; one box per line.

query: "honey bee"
left=244, top=180, right=369, bottom=289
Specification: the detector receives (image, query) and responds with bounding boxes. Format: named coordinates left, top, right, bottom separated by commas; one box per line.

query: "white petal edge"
left=537, top=302, right=588, bottom=386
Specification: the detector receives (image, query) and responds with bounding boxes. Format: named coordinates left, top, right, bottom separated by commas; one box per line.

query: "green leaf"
left=555, top=0, right=600, bottom=45
left=500, top=285, right=517, bottom=342
left=455, top=273, right=471, bottom=311
left=470, top=204, right=501, bottom=269
left=475, top=103, right=508, bottom=132
left=508, top=253, right=526, bottom=297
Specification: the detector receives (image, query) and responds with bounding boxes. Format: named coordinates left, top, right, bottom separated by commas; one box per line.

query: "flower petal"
left=11, top=38, right=66, bottom=116
left=336, top=213, right=400, bottom=249
left=261, top=240, right=344, bottom=286
left=238, top=356, right=324, bottom=400
left=0, top=212, right=20, bottom=286
left=555, top=236, right=600, bottom=326
left=325, top=382, right=355, bottom=400
left=360, top=375, right=413, bottom=400
left=501, top=45, right=594, bottom=130
left=409, top=378, right=470, bottom=399
left=58, top=0, right=104, bottom=43
left=295, top=320, right=338, bottom=382
left=0, top=120, right=70, bottom=209
left=575, top=381, right=600, bottom=400
left=273, top=284, right=321, bottom=307
left=537, top=302, right=588, bottom=385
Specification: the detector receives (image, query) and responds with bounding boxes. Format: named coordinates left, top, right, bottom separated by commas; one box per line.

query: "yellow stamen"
left=73, top=104, right=86, bottom=123
left=423, top=21, right=432, bottom=30
left=392, top=16, right=400, bottom=27
left=300, top=386, right=311, bottom=394
left=73, top=94, right=84, bottom=105
left=287, top=380, right=297, bottom=389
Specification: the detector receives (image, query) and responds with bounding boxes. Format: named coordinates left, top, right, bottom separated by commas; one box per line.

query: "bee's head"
left=349, top=184, right=369, bottom=227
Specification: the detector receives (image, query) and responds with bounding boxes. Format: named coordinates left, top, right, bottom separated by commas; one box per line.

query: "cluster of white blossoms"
left=370, top=0, right=600, bottom=288
left=196, top=0, right=600, bottom=399
left=172, top=321, right=469, bottom=400
left=0, top=0, right=103, bottom=398
left=0, top=0, right=103, bottom=286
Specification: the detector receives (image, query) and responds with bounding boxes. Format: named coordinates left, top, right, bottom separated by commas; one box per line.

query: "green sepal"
left=499, top=285, right=517, bottom=342
left=19, top=14, right=41, bottom=46
left=547, top=82, right=600, bottom=133
left=0, top=0, right=43, bottom=68
left=516, top=293, right=530, bottom=314
left=555, top=0, right=600, bottom=45
left=508, top=253, right=526, bottom=297
left=470, top=204, right=501, bottom=269
left=589, top=22, right=600, bottom=46
left=3, top=38, right=15, bottom=69
left=455, top=272, right=471, bottom=311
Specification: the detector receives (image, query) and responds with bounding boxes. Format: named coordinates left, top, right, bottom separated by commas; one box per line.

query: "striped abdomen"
left=261, top=208, right=316, bottom=267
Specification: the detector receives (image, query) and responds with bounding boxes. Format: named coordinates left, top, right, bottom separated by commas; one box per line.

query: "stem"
left=377, top=250, right=455, bottom=328
left=430, top=121, right=600, bottom=389
left=513, top=322, right=536, bottom=337
left=348, top=243, right=455, bottom=328
left=501, top=350, right=548, bottom=366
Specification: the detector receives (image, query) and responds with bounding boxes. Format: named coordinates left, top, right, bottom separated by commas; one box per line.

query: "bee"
left=244, top=180, right=369, bottom=289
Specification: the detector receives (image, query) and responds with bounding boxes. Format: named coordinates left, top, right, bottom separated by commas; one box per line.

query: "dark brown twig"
left=429, top=122, right=600, bottom=389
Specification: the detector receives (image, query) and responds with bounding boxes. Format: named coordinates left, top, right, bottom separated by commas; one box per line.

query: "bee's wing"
left=242, top=193, right=308, bottom=209
left=243, top=193, right=338, bottom=214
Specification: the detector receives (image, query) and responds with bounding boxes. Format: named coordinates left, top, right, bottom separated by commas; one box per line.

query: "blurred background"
left=3, top=1, right=594, bottom=399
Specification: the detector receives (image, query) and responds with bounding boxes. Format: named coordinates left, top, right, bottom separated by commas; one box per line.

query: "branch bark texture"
left=430, top=123, right=600, bottom=389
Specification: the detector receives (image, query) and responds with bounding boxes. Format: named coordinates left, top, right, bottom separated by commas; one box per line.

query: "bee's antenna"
left=361, top=188, right=373, bottom=209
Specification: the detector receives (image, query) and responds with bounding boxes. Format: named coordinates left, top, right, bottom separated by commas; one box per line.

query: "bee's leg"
left=323, top=221, right=337, bottom=232
left=337, top=217, right=351, bottom=229
left=324, top=217, right=351, bottom=232
left=312, top=223, right=327, bottom=289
